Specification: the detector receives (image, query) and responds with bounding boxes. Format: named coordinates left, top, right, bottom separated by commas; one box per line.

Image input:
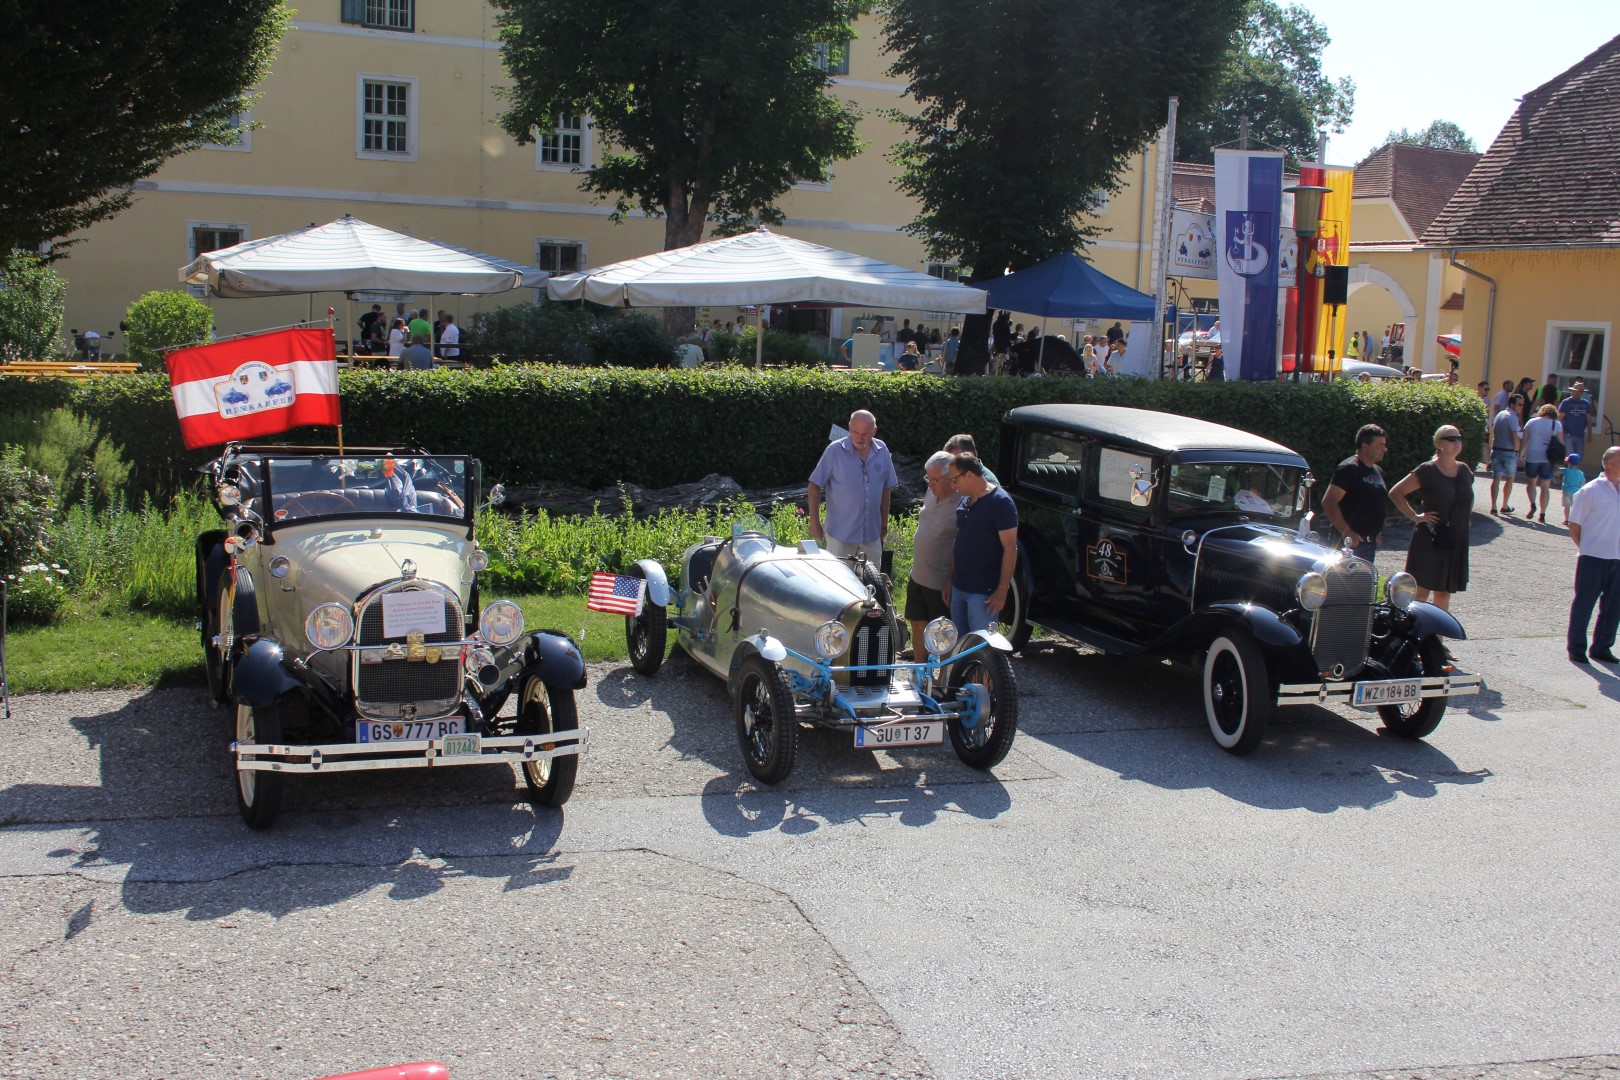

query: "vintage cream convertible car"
left=623, top=520, right=1019, bottom=784
left=195, top=443, right=587, bottom=829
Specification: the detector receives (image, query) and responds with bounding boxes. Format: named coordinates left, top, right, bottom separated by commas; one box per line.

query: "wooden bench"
left=0, top=360, right=140, bottom=379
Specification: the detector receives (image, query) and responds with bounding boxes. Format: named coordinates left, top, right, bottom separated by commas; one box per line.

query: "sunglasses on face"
left=1439, top=435, right=1463, bottom=442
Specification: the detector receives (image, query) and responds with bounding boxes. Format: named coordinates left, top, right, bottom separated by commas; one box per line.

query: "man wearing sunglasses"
left=944, top=453, right=1018, bottom=635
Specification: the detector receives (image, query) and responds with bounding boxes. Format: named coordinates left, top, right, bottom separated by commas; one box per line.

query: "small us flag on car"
left=587, top=571, right=645, bottom=617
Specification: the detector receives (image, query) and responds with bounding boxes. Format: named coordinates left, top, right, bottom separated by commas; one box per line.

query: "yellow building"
left=57, top=3, right=1173, bottom=351
left=1422, top=34, right=1620, bottom=459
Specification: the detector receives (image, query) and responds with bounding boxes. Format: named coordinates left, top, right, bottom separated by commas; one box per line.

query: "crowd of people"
left=355, top=302, right=462, bottom=368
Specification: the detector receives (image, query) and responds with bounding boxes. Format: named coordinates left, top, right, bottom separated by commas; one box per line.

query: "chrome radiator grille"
left=847, top=611, right=894, bottom=688
left=1310, top=558, right=1376, bottom=677
left=352, top=582, right=464, bottom=720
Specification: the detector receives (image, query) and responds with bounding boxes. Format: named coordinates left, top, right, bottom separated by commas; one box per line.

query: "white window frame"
left=1545, top=319, right=1610, bottom=426
left=811, top=42, right=850, bottom=76
left=535, top=239, right=587, bottom=275
left=204, top=109, right=252, bottom=153
left=363, top=0, right=413, bottom=31
left=536, top=114, right=590, bottom=171
left=926, top=261, right=961, bottom=282
left=187, top=221, right=250, bottom=297
left=356, top=73, right=418, bottom=162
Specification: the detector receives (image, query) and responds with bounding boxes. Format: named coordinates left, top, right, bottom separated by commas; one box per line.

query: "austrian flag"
left=165, top=328, right=341, bottom=449
left=587, top=572, right=646, bottom=617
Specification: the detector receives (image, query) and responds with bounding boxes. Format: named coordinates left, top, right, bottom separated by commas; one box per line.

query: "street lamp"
left=1284, top=183, right=1331, bottom=381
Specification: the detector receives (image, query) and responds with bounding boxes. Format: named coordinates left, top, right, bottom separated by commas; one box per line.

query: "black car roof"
left=1005, top=404, right=1305, bottom=462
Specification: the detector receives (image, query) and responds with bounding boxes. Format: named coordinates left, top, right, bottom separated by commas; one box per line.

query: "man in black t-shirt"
left=1321, top=424, right=1388, bottom=560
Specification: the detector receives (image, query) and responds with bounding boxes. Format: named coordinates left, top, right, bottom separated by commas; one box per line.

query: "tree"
left=493, top=0, right=869, bottom=253
left=0, top=2, right=290, bottom=255
left=1382, top=120, right=1477, bottom=154
left=884, top=0, right=1245, bottom=372
left=0, top=251, right=68, bottom=360
left=1176, top=1, right=1355, bottom=167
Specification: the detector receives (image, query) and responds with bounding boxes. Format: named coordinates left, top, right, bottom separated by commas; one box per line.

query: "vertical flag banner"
left=1288, top=164, right=1327, bottom=375
left=1214, top=150, right=1285, bottom=381
left=1170, top=209, right=1217, bottom=280
left=165, top=328, right=340, bottom=450
left=1311, top=165, right=1354, bottom=372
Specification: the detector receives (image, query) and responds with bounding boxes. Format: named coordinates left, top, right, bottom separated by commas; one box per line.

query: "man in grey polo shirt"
left=905, top=451, right=958, bottom=657
left=807, top=409, right=898, bottom=560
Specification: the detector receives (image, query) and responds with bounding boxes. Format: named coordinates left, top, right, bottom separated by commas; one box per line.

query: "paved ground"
left=1, top=473, right=1616, bottom=1079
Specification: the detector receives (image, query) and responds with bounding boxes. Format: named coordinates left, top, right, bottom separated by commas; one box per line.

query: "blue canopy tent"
left=983, top=254, right=1158, bottom=375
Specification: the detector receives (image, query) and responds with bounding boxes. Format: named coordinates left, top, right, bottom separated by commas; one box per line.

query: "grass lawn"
left=3, top=594, right=635, bottom=695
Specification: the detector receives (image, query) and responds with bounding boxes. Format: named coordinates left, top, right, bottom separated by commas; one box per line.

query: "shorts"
left=1490, top=449, right=1518, bottom=479
left=1524, top=460, right=1554, bottom=481
left=904, top=578, right=949, bottom=623
left=1564, top=491, right=1576, bottom=508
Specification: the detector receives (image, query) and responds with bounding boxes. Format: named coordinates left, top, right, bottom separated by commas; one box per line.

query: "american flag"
left=587, top=571, right=646, bottom=616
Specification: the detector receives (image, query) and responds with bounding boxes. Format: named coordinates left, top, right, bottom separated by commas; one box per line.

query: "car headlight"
left=479, top=600, right=525, bottom=647
left=923, top=616, right=959, bottom=658
left=1296, top=571, right=1328, bottom=611
left=468, top=547, right=490, bottom=572
left=269, top=555, right=291, bottom=579
left=814, top=620, right=849, bottom=659
left=1386, top=571, right=1419, bottom=611
left=304, top=603, right=354, bottom=651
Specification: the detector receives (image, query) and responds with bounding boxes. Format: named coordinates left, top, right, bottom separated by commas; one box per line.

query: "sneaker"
left=1592, top=649, right=1620, bottom=663
left=1570, top=651, right=1591, bottom=665
left=1539, top=512, right=1547, bottom=523
left=1490, top=507, right=1500, bottom=516
left=1501, top=505, right=1516, bottom=514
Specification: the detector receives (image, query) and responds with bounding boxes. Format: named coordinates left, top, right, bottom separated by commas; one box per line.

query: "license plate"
left=1352, top=678, right=1423, bottom=706
left=357, top=718, right=464, bottom=743
left=853, top=720, right=945, bottom=748
left=440, top=734, right=481, bottom=757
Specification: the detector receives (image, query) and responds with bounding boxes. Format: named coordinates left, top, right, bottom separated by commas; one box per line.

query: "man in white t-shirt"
left=438, top=314, right=460, bottom=360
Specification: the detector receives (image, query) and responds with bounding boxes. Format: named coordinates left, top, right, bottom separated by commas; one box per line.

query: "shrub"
left=722, top=327, right=830, bottom=367
left=3, top=563, right=70, bottom=625
left=123, top=290, right=214, bottom=372
left=583, top=311, right=677, bottom=368
left=469, top=299, right=596, bottom=366
left=0, top=249, right=69, bottom=361
left=0, top=445, right=57, bottom=576
left=0, top=408, right=132, bottom=508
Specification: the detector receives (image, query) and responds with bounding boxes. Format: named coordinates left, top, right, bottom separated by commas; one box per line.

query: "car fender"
left=1204, top=602, right=1303, bottom=649
left=232, top=638, right=302, bottom=707
left=528, top=630, right=587, bottom=690
left=633, top=558, right=671, bottom=607
left=196, top=530, right=228, bottom=611
left=725, top=634, right=787, bottom=697
left=1404, top=601, right=1466, bottom=641
left=957, top=628, right=1014, bottom=656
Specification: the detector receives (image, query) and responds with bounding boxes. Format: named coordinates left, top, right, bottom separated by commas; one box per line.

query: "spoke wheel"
left=235, top=702, right=285, bottom=830
left=1378, top=635, right=1449, bottom=740
left=1003, top=570, right=1033, bottom=651
left=946, top=645, right=1020, bottom=769
left=625, top=568, right=667, bottom=676
left=1203, top=631, right=1273, bottom=754
left=733, top=657, right=798, bottom=785
left=516, top=673, right=579, bottom=807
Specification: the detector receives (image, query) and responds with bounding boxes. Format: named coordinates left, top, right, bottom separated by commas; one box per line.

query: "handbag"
left=1547, top=423, right=1567, bottom=467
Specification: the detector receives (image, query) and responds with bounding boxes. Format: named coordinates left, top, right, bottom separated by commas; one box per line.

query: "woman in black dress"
left=1390, top=424, right=1474, bottom=610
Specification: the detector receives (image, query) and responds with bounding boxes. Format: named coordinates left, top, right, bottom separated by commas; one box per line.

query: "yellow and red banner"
left=1310, top=166, right=1353, bottom=372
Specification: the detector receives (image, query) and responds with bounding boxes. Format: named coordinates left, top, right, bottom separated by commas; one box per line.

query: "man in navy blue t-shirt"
left=945, top=453, right=1018, bottom=634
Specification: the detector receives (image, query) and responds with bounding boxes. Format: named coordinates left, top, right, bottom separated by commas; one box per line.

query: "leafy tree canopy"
left=493, top=0, right=870, bottom=250
left=1382, top=120, right=1477, bottom=154
left=1177, top=0, right=1354, bottom=168
left=884, top=0, right=1246, bottom=280
left=0, top=1, right=290, bottom=255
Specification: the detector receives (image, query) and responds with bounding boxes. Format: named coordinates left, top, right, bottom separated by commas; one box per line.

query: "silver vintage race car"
left=196, top=443, right=587, bottom=829
left=622, top=519, right=1019, bottom=784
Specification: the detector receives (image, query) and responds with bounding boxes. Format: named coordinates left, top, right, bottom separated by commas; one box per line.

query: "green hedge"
left=39, top=369, right=1487, bottom=500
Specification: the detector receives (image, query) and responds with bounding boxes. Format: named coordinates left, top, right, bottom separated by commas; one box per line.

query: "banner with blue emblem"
left=1214, top=150, right=1285, bottom=381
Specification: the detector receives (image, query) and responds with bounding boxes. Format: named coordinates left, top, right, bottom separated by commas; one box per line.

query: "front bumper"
left=233, top=727, right=588, bottom=775
left=1277, top=673, right=1482, bottom=708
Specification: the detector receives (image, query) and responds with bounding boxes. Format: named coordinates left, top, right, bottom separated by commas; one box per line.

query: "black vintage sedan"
left=997, top=404, right=1480, bottom=753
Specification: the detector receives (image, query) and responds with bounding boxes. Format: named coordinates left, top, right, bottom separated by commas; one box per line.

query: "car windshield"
left=1166, top=461, right=1300, bottom=519
left=260, top=455, right=475, bottom=523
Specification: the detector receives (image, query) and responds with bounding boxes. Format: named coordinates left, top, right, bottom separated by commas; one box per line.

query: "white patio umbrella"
left=545, top=228, right=987, bottom=366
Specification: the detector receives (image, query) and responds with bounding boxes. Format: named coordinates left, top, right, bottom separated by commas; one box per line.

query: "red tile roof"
left=1353, top=143, right=1481, bottom=238
left=1423, top=34, right=1620, bottom=248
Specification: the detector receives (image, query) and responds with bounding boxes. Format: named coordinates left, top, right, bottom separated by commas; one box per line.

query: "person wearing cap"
left=1561, top=452, right=1586, bottom=527
left=1558, top=379, right=1593, bottom=464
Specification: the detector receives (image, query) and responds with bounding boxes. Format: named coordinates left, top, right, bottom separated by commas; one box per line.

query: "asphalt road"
left=1, top=475, right=1617, bottom=1080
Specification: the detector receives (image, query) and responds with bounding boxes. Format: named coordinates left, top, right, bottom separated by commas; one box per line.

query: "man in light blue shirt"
left=807, top=409, right=898, bottom=559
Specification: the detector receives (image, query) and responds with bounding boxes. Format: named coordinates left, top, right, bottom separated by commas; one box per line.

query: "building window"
left=926, top=262, right=961, bottom=282
left=205, top=110, right=251, bottom=152
left=1551, top=325, right=1606, bottom=417
left=538, top=115, right=586, bottom=168
left=1089, top=188, right=1112, bottom=215
left=357, top=75, right=418, bottom=161
left=188, top=222, right=248, bottom=297
left=342, top=0, right=413, bottom=31
left=536, top=241, right=584, bottom=276
left=812, top=42, right=850, bottom=76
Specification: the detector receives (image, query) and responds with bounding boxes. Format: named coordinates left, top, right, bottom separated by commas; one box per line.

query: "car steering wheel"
left=280, top=492, right=357, bottom=519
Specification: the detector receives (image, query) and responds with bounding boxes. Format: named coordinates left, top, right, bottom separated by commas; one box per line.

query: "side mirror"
left=487, top=483, right=506, bottom=507
left=217, top=484, right=242, bottom=508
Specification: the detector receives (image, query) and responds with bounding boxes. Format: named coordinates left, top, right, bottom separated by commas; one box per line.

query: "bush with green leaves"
left=469, top=299, right=596, bottom=366
left=4, top=563, right=70, bottom=625
left=0, top=445, right=56, bottom=576
left=0, top=249, right=69, bottom=361
left=719, top=327, right=829, bottom=367
left=123, top=290, right=214, bottom=372
left=0, top=408, right=132, bottom=509
left=583, top=311, right=677, bottom=368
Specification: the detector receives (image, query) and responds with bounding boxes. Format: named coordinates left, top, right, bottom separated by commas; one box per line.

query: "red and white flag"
left=586, top=571, right=646, bottom=617
left=165, top=328, right=340, bottom=450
